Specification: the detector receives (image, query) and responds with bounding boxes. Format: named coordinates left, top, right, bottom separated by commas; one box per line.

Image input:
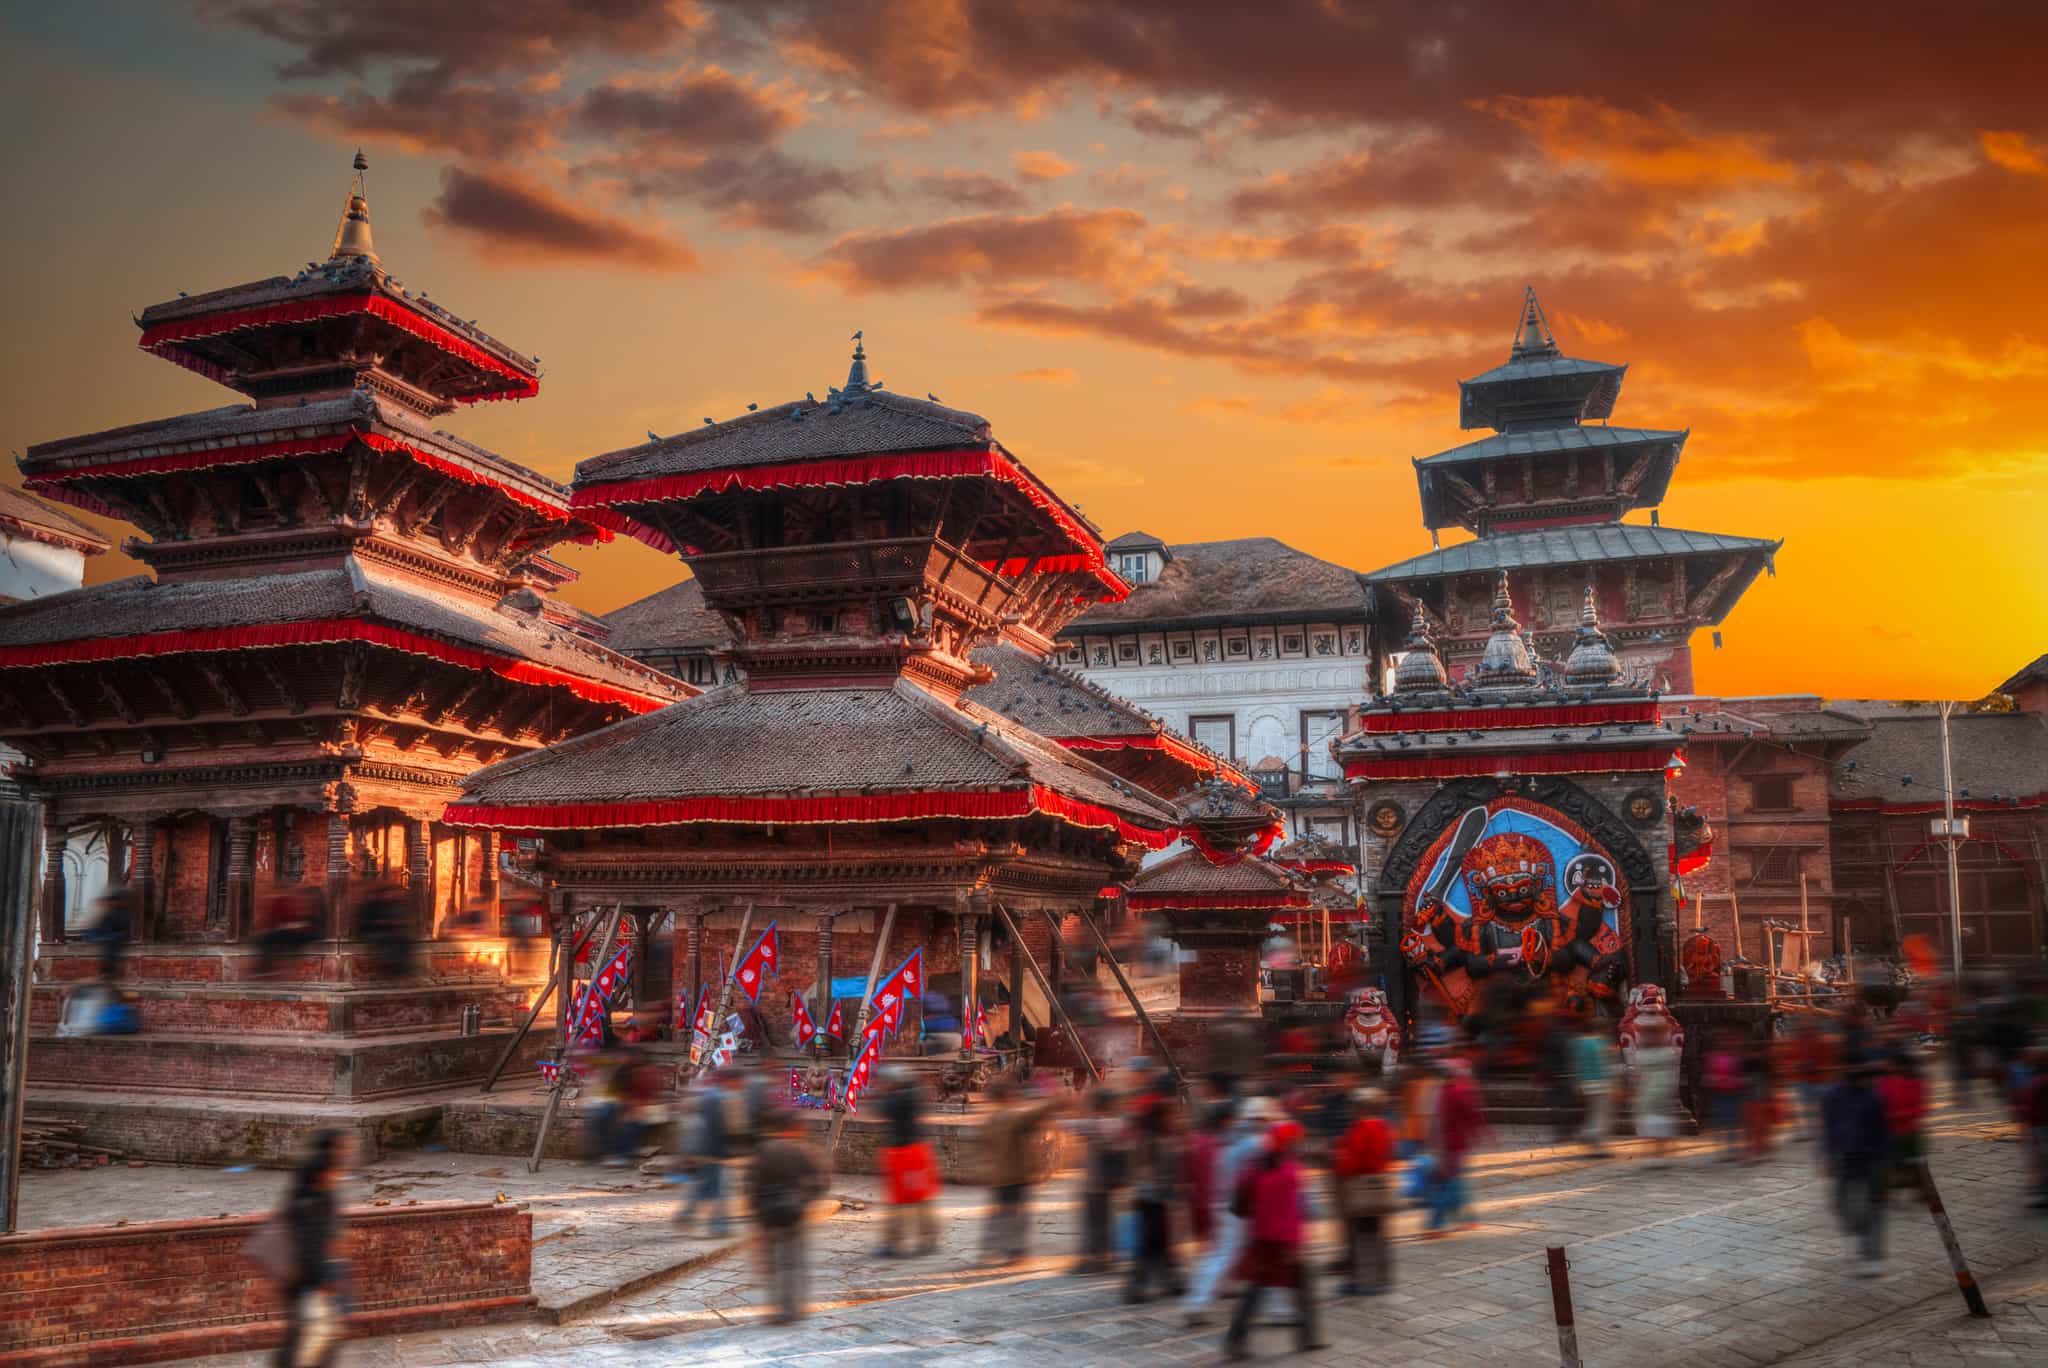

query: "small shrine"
left=0, top=156, right=686, bottom=1158
left=1340, top=584, right=1686, bottom=1031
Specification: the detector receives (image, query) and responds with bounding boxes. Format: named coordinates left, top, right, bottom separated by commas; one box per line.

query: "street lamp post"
left=1938, top=700, right=1966, bottom=977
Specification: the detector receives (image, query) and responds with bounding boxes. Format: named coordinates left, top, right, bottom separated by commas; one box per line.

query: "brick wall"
left=160, top=818, right=214, bottom=937
left=1178, top=943, right=1261, bottom=1011
left=0, top=1200, right=532, bottom=1367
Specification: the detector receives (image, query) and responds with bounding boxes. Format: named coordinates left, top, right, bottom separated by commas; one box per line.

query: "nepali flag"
left=538, top=1057, right=585, bottom=1086
left=844, top=1030, right=882, bottom=1113
left=731, top=922, right=780, bottom=1003
left=865, top=949, right=923, bottom=1042
left=570, top=935, right=633, bottom=1044
left=966, top=998, right=986, bottom=1047
left=693, top=977, right=717, bottom=1036
left=824, top=999, right=844, bottom=1040
left=791, top=991, right=818, bottom=1048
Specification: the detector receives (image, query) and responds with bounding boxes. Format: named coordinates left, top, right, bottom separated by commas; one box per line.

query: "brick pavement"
left=153, top=1079, right=2048, bottom=1365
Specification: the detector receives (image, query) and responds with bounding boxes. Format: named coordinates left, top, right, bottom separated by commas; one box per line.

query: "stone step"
left=35, top=937, right=551, bottom=987
left=23, top=1084, right=477, bottom=1166
left=29, top=980, right=536, bottom=1037
left=27, top=1025, right=548, bottom=1101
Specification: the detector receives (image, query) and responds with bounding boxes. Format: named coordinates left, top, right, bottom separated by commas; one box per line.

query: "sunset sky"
left=4, top=1, right=2043, bottom=700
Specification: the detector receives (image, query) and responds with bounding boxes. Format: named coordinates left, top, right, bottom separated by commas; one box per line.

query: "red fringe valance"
left=1275, top=859, right=1355, bottom=875
left=25, top=430, right=604, bottom=541
left=0, top=619, right=675, bottom=712
left=1344, top=746, right=1676, bottom=781
left=572, top=448, right=1119, bottom=597
left=1357, top=701, right=1660, bottom=733
left=138, top=293, right=538, bottom=403
left=1054, top=732, right=1254, bottom=791
left=1189, top=821, right=1282, bottom=866
left=1127, top=891, right=1312, bottom=913
left=1273, top=906, right=1367, bottom=924
left=442, top=784, right=1178, bottom=847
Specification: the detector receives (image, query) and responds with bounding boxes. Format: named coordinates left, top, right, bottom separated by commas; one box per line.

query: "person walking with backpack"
left=749, top=1107, right=827, bottom=1324
left=1221, top=1119, right=1325, bottom=1359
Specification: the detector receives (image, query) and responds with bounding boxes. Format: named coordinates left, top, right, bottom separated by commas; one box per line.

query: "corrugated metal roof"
left=1363, top=523, right=1779, bottom=582
left=1416, top=424, right=1687, bottom=468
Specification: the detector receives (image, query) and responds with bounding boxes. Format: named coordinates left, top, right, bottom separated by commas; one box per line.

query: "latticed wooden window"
left=1752, top=847, right=1799, bottom=884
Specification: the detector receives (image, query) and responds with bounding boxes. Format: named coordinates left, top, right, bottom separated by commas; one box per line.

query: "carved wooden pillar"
left=226, top=815, right=255, bottom=942
left=477, top=829, right=499, bottom=909
left=553, top=889, right=576, bottom=1044
left=958, top=903, right=981, bottom=1055
left=325, top=811, right=351, bottom=938
left=39, top=814, right=66, bottom=944
left=814, top=913, right=835, bottom=1030
left=131, top=818, right=157, bottom=944
left=406, top=818, right=431, bottom=938
left=1008, top=920, right=1025, bottom=1057
left=688, top=913, right=706, bottom=1009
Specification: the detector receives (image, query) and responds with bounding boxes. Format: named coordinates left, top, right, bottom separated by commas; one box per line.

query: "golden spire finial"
left=330, top=149, right=377, bottom=264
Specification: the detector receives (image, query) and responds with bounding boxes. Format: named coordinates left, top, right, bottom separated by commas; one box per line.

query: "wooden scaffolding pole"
left=826, top=903, right=896, bottom=1168
left=995, top=902, right=1100, bottom=1085
left=1076, top=904, right=1187, bottom=1096
left=529, top=903, right=622, bottom=1173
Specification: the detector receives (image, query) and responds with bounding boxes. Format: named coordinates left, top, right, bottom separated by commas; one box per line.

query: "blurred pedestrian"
left=1787, top=1015, right=1837, bottom=1141
left=2021, top=1045, right=2048, bottom=1209
left=1569, top=1015, right=1617, bottom=1158
left=674, top=1074, right=734, bottom=1236
left=354, top=880, right=414, bottom=980
left=270, top=1129, right=353, bottom=1368
left=1221, top=1119, right=1324, bottom=1359
left=1629, top=1020, right=1681, bottom=1167
left=254, top=885, right=324, bottom=976
left=1068, top=1084, right=1126, bottom=1274
left=84, top=880, right=132, bottom=983
left=1184, top=1095, right=1261, bottom=1326
left=878, top=1067, right=939, bottom=1257
left=982, top=1074, right=1060, bottom=1263
left=1704, top=1031, right=1745, bottom=1161
left=1424, top=1057, right=1486, bottom=1235
left=1123, top=1093, right=1185, bottom=1302
left=1332, top=1087, right=1395, bottom=1295
left=1741, top=1034, right=1779, bottom=1163
left=749, top=1106, right=826, bottom=1324
left=1822, top=1064, right=1889, bottom=1275
left=1875, top=1048, right=1927, bottom=1190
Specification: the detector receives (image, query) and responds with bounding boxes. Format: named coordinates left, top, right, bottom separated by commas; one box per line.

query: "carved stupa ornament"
left=1472, top=572, right=1537, bottom=689
left=1174, top=778, right=1285, bottom=865
left=1392, top=601, right=1449, bottom=694
left=1562, top=584, right=1622, bottom=687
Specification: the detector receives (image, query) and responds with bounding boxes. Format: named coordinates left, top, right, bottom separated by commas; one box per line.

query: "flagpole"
left=691, top=902, right=755, bottom=1081
left=529, top=903, right=623, bottom=1173
left=827, top=902, right=897, bottom=1169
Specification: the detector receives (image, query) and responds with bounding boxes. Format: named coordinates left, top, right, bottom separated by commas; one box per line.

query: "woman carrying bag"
left=249, top=1129, right=354, bottom=1368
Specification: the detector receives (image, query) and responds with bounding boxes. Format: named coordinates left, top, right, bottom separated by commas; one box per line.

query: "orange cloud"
left=1481, top=96, right=1794, bottom=187
left=1981, top=130, right=2048, bottom=177
left=814, top=207, right=1155, bottom=290
left=1012, top=149, right=1076, bottom=181
left=422, top=166, right=699, bottom=271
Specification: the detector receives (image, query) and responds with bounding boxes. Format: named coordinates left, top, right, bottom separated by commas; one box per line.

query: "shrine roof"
left=1063, top=537, right=1368, bottom=633
left=0, top=484, right=111, bottom=555
left=444, top=677, right=1182, bottom=835
left=964, top=641, right=1159, bottom=739
left=20, top=392, right=572, bottom=504
left=1416, top=424, right=1687, bottom=468
left=1462, top=353, right=1626, bottom=390
left=601, top=575, right=731, bottom=657
left=1828, top=709, right=2048, bottom=806
left=1127, top=848, right=1308, bottom=900
left=577, top=389, right=996, bottom=485
left=1678, top=703, right=1872, bottom=745
left=0, top=561, right=686, bottom=705
left=1363, top=523, right=1779, bottom=583
left=134, top=253, right=538, bottom=388
left=1995, top=653, right=2048, bottom=696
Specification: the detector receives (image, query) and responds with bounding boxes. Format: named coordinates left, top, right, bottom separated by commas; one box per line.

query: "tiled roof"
left=0, top=561, right=683, bottom=701
left=1128, top=848, right=1304, bottom=898
left=1364, top=523, right=1779, bottom=582
left=964, top=642, right=1159, bottom=738
left=1464, top=354, right=1625, bottom=387
left=1104, top=530, right=1167, bottom=553
left=0, top=484, right=111, bottom=552
left=577, top=390, right=994, bottom=485
left=1064, top=537, right=1368, bottom=632
left=1996, top=653, right=2048, bottom=696
left=1828, top=709, right=2048, bottom=803
left=134, top=253, right=538, bottom=381
left=601, top=576, right=733, bottom=656
left=21, top=391, right=573, bottom=506
left=455, top=678, right=1180, bottom=824
left=1417, top=424, right=1686, bottom=468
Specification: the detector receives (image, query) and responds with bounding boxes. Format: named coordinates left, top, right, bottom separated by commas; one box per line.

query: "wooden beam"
left=252, top=656, right=304, bottom=715
left=373, top=465, right=422, bottom=521
left=40, top=675, right=85, bottom=728
left=188, top=474, right=240, bottom=536
left=195, top=661, right=249, bottom=717
left=335, top=646, right=368, bottom=713
left=1687, top=555, right=1745, bottom=618
left=247, top=468, right=290, bottom=523
left=346, top=449, right=372, bottom=520
left=399, top=480, right=455, bottom=534
left=495, top=691, right=553, bottom=740
left=94, top=675, right=140, bottom=725
left=298, top=464, right=338, bottom=520
left=139, top=663, right=196, bottom=720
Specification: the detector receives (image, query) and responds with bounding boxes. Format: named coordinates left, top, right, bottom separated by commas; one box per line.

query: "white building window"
left=1189, top=714, right=1235, bottom=761
left=1300, top=710, right=1347, bottom=781
left=1115, top=552, right=1150, bottom=585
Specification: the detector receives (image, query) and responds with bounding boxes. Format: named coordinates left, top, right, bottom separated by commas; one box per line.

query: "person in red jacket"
left=1874, top=1048, right=1928, bottom=1190
left=1332, top=1087, right=1395, bottom=1294
left=1426, top=1058, right=1488, bottom=1235
left=1222, top=1120, right=1325, bottom=1360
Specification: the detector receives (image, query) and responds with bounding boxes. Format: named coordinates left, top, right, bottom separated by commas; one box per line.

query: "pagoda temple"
left=1363, top=289, right=1780, bottom=693
left=446, top=337, right=1188, bottom=1111
left=0, top=156, right=687, bottom=1153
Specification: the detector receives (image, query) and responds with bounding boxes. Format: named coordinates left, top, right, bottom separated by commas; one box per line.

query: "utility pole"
left=1938, top=700, right=1965, bottom=977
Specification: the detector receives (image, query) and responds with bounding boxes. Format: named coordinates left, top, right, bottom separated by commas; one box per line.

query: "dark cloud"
left=206, top=0, right=699, bottom=78
left=909, top=169, right=1029, bottom=211
left=589, top=147, right=868, bottom=233
left=1230, top=137, right=1505, bottom=219
left=815, top=207, right=1153, bottom=290
left=422, top=165, right=699, bottom=270
left=273, top=68, right=560, bottom=159
left=575, top=67, right=805, bottom=149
